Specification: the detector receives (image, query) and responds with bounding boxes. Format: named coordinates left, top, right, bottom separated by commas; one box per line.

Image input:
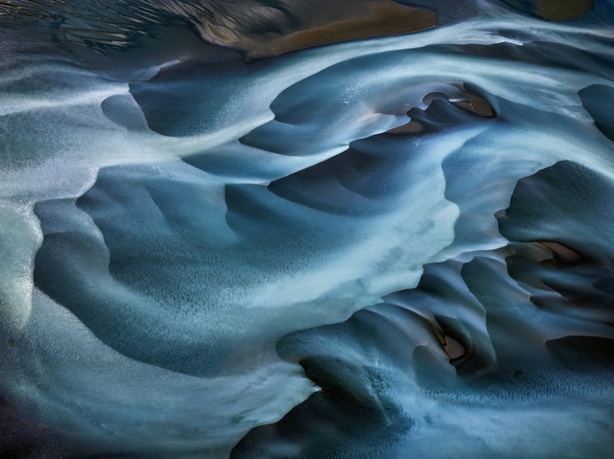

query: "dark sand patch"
left=386, top=120, right=425, bottom=134
left=195, top=0, right=436, bottom=59
left=501, top=0, right=594, bottom=20
left=444, top=335, right=466, bottom=360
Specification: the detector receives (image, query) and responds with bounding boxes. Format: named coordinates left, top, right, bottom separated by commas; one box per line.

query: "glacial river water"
left=1, top=0, right=614, bottom=457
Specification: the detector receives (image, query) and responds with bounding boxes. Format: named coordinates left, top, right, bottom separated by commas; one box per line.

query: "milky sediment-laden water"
left=1, top=0, right=614, bottom=457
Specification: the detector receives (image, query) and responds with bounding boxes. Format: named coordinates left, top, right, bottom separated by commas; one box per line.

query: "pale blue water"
left=1, top=1, right=614, bottom=457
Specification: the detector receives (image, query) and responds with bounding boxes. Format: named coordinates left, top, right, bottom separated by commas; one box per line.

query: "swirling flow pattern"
left=1, top=0, right=613, bottom=457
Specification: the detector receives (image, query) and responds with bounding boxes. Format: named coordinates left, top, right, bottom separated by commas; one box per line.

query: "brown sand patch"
left=540, top=241, right=582, bottom=263
left=386, top=120, right=425, bottom=134
left=194, top=0, right=436, bottom=59
left=452, top=94, right=494, bottom=117
left=444, top=335, right=466, bottom=360
left=502, top=0, right=594, bottom=20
